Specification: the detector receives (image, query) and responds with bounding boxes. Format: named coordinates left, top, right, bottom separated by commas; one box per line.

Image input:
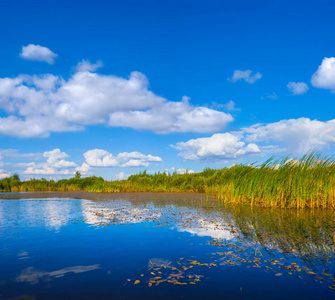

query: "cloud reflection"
left=0, top=199, right=79, bottom=232
left=177, top=218, right=234, bottom=240
left=82, top=201, right=162, bottom=225
left=16, top=264, right=100, bottom=284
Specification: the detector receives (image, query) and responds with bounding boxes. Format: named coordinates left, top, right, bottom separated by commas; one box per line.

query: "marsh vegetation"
left=1, top=151, right=335, bottom=209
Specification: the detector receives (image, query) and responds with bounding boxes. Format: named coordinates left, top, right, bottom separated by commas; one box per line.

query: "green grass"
left=210, top=151, right=335, bottom=208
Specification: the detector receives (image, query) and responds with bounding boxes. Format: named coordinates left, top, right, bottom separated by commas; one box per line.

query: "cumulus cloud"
left=228, top=70, right=262, bottom=84
left=0, top=65, right=233, bottom=137
left=84, top=149, right=162, bottom=167
left=76, top=59, right=103, bottom=72
left=109, top=96, right=233, bottom=133
left=43, top=149, right=69, bottom=165
left=115, top=172, right=125, bottom=180
left=0, top=149, right=43, bottom=178
left=24, top=149, right=77, bottom=175
left=287, top=82, right=309, bottom=95
left=24, top=165, right=71, bottom=175
left=20, top=44, right=58, bottom=64
left=1, top=147, right=162, bottom=178
left=172, top=133, right=261, bottom=162
left=244, top=118, right=335, bottom=153
left=172, top=117, right=335, bottom=162
left=76, top=163, right=90, bottom=174
left=311, top=57, right=335, bottom=90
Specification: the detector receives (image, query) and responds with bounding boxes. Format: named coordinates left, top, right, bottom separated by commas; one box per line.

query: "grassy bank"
left=1, top=151, right=335, bottom=209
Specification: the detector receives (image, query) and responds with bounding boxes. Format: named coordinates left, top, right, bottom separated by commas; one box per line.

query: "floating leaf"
left=134, top=280, right=140, bottom=284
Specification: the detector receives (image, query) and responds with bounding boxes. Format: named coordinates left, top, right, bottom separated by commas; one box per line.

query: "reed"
left=210, top=151, right=335, bottom=208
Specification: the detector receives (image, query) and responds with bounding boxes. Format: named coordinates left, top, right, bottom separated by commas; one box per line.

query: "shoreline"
left=0, top=190, right=207, bottom=202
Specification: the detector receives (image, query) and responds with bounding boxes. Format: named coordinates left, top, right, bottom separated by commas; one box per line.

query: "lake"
left=0, top=192, right=334, bottom=299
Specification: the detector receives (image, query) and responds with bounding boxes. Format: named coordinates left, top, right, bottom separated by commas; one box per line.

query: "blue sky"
left=1, top=0, right=335, bottom=180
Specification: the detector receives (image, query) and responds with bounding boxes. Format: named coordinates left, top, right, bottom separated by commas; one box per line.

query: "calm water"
left=0, top=192, right=35, bottom=195
left=0, top=196, right=334, bottom=299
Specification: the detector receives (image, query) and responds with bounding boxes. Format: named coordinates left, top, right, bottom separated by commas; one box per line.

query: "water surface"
left=0, top=194, right=334, bottom=299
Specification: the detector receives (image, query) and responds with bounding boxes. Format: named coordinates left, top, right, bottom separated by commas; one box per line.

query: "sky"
left=1, top=0, right=335, bottom=181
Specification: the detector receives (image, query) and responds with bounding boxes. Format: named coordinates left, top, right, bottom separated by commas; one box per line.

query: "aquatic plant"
left=211, top=151, right=335, bottom=208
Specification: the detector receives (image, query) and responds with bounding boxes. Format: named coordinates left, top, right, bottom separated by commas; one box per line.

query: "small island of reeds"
left=1, top=151, right=335, bottom=209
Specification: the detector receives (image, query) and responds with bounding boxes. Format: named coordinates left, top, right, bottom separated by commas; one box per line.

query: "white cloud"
left=2, top=147, right=162, bottom=178
left=20, top=44, right=58, bottom=64
left=76, top=59, right=103, bottom=72
left=43, top=149, right=69, bottom=165
left=172, top=117, right=335, bottom=162
left=84, top=149, right=162, bottom=167
left=244, top=118, right=335, bottom=153
left=287, top=82, right=309, bottom=95
left=24, top=149, right=77, bottom=175
left=115, top=172, right=125, bottom=180
left=109, top=96, right=233, bottom=133
left=0, top=66, right=233, bottom=137
left=311, top=57, right=335, bottom=90
left=228, top=70, right=262, bottom=84
left=24, top=165, right=70, bottom=175
left=76, top=163, right=90, bottom=174
left=52, top=160, right=77, bottom=168
left=172, top=133, right=261, bottom=162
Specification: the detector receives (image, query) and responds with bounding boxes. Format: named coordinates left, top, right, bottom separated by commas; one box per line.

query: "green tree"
left=12, top=173, right=20, bottom=181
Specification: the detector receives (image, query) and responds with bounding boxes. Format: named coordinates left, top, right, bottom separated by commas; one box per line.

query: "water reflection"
left=82, top=201, right=162, bottom=225
left=148, top=258, right=171, bottom=268
left=16, top=264, right=100, bottom=284
left=1, top=196, right=335, bottom=298
left=81, top=199, right=335, bottom=263
left=177, top=217, right=234, bottom=240
left=82, top=199, right=335, bottom=280
left=0, top=199, right=82, bottom=232
left=1, top=198, right=334, bottom=265
left=220, top=206, right=335, bottom=267
left=18, top=251, right=29, bottom=260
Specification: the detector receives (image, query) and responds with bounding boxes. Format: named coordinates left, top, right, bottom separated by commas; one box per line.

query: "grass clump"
left=211, top=151, right=335, bottom=208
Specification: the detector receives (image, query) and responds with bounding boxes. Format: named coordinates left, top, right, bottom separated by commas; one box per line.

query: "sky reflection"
left=0, top=198, right=334, bottom=299
left=16, top=265, right=100, bottom=284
